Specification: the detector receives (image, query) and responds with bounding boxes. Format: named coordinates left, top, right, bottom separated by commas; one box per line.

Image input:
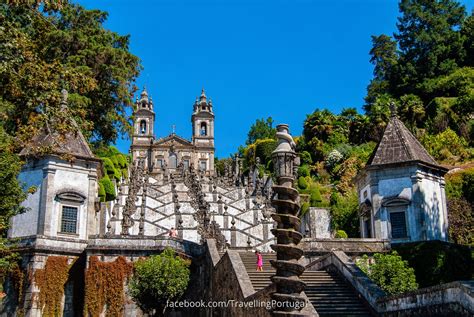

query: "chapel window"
left=389, top=210, right=408, bottom=239
left=60, top=206, right=78, bottom=234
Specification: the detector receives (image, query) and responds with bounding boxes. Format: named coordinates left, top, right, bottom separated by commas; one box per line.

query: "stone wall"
left=378, top=280, right=474, bottom=316
left=301, top=238, right=391, bottom=257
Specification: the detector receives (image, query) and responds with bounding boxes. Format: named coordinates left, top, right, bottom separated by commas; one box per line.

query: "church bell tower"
left=191, top=89, right=215, bottom=173
left=131, top=87, right=155, bottom=163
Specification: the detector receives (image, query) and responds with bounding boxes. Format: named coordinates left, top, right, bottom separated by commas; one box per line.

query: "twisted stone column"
left=270, top=124, right=308, bottom=316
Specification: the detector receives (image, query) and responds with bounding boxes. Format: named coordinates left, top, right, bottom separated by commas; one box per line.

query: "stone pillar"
left=411, top=173, right=424, bottom=241
left=439, top=177, right=448, bottom=241
left=230, top=217, right=236, bottom=247
left=87, top=171, right=98, bottom=237
left=270, top=124, right=307, bottom=316
left=253, top=207, right=259, bottom=225
left=37, top=167, right=56, bottom=236
left=263, top=222, right=269, bottom=242
left=223, top=205, right=229, bottom=229
left=217, top=195, right=223, bottom=214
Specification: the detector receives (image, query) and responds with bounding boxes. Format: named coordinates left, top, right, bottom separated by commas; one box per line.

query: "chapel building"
left=356, top=108, right=449, bottom=243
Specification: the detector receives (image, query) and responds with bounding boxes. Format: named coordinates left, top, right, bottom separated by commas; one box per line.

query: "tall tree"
left=395, top=0, right=467, bottom=98
left=0, top=2, right=141, bottom=148
left=246, top=117, right=276, bottom=145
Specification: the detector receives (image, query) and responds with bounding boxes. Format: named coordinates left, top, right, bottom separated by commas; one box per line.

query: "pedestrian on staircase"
left=255, top=250, right=263, bottom=271
left=169, top=227, right=178, bottom=238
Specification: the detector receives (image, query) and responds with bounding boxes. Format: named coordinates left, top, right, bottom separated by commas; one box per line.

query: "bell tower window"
left=200, top=122, right=207, bottom=136
left=140, top=120, right=147, bottom=134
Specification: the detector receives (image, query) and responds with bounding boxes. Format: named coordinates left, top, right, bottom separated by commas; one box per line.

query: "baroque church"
left=131, top=88, right=215, bottom=176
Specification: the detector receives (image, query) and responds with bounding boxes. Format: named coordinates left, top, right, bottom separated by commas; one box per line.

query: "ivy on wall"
left=35, top=256, right=72, bottom=317
left=84, top=256, right=133, bottom=317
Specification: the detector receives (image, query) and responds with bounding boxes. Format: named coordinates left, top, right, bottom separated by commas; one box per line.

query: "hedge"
left=99, top=175, right=116, bottom=202
left=298, top=176, right=309, bottom=190
left=309, top=185, right=322, bottom=207
left=393, top=241, right=472, bottom=288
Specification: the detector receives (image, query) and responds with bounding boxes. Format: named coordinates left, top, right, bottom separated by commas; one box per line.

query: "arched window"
left=140, top=120, right=147, bottom=134
left=169, top=153, right=177, bottom=169
left=200, top=122, right=207, bottom=136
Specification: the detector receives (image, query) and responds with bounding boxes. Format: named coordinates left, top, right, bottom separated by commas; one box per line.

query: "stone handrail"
left=306, top=250, right=385, bottom=313
left=206, top=239, right=317, bottom=316
left=86, top=235, right=204, bottom=257
left=301, top=238, right=391, bottom=255
left=306, top=250, right=474, bottom=316
left=378, top=280, right=474, bottom=315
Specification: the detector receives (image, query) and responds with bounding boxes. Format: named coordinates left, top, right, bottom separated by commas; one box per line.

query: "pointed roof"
left=20, top=90, right=98, bottom=162
left=20, top=130, right=97, bottom=161
left=367, top=115, right=445, bottom=171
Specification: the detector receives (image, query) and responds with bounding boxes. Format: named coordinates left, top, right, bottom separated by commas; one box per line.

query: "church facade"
left=131, top=88, right=215, bottom=176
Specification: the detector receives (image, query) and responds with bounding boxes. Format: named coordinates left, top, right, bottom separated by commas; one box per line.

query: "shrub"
left=325, top=149, right=343, bottom=169
left=255, top=139, right=278, bottom=164
left=99, top=175, right=116, bottom=202
left=447, top=198, right=473, bottom=245
left=335, top=230, right=348, bottom=238
left=393, top=241, right=472, bottom=288
left=300, top=202, right=310, bottom=217
left=421, top=128, right=471, bottom=162
left=330, top=189, right=360, bottom=237
left=129, top=248, right=191, bottom=315
left=299, top=151, right=313, bottom=165
left=309, top=185, right=322, bottom=207
left=297, top=176, right=309, bottom=190
left=297, top=164, right=310, bottom=178
left=357, top=252, right=418, bottom=295
left=101, top=157, right=115, bottom=175
left=98, top=182, right=106, bottom=202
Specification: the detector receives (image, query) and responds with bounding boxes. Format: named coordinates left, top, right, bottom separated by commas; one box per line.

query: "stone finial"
left=199, top=88, right=208, bottom=104
left=389, top=101, right=397, bottom=117
left=139, top=86, right=149, bottom=103
left=60, top=89, right=68, bottom=111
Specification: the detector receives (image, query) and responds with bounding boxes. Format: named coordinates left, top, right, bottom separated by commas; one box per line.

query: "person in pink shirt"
left=169, top=227, right=178, bottom=238
left=255, top=250, right=263, bottom=271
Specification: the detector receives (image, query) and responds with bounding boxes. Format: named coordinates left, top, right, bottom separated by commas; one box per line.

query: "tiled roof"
left=367, top=116, right=441, bottom=168
left=20, top=129, right=96, bottom=160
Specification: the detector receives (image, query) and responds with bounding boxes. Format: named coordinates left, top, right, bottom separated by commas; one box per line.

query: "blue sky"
left=77, top=0, right=473, bottom=158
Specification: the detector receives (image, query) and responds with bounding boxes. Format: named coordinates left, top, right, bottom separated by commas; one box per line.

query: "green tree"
left=0, top=126, right=26, bottom=289
left=1, top=2, right=141, bottom=149
left=364, top=0, right=473, bottom=142
left=395, top=0, right=467, bottom=97
left=330, top=189, right=360, bottom=237
left=447, top=198, right=473, bottom=245
left=246, top=117, right=276, bottom=145
left=357, top=252, right=418, bottom=295
left=0, top=126, right=26, bottom=233
left=366, top=34, right=398, bottom=105
left=129, top=248, right=191, bottom=316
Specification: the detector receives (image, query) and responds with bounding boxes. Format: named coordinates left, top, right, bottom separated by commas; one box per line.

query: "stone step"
left=238, top=252, right=372, bottom=316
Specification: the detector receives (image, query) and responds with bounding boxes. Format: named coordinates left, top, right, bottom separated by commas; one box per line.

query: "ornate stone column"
left=270, top=124, right=307, bottom=316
